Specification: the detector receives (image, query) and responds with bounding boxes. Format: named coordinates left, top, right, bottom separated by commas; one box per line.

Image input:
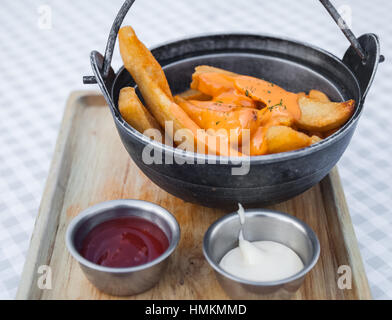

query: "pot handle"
left=342, top=33, right=382, bottom=101
left=320, top=0, right=384, bottom=101
left=83, top=0, right=135, bottom=85
left=83, top=0, right=136, bottom=117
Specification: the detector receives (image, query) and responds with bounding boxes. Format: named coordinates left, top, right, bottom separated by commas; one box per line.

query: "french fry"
left=119, top=26, right=196, bottom=151
left=119, top=27, right=241, bottom=156
left=175, top=96, right=261, bottom=145
left=302, top=130, right=323, bottom=139
left=149, top=80, right=242, bottom=156
left=118, top=29, right=354, bottom=157
left=119, top=26, right=172, bottom=99
left=139, top=77, right=200, bottom=152
left=190, top=68, right=257, bottom=108
left=118, top=87, right=162, bottom=135
left=296, top=96, right=355, bottom=132
left=323, top=127, right=340, bottom=138
left=191, top=65, right=238, bottom=91
left=297, top=92, right=307, bottom=99
left=266, top=126, right=312, bottom=154
left=176, top=89, right=211, bottom=101
left=308, top=89, right=330, bottom=103
left=192, top=65, right=238, bottom=77
left=310, top=135, right=322, bottom=145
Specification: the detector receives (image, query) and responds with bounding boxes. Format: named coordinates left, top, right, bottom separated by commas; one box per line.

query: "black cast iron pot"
left=84, top=0, right=382, bottom=208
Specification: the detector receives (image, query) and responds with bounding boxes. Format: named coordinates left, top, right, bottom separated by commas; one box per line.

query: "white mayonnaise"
left=219, top=204, right=304, bottom=282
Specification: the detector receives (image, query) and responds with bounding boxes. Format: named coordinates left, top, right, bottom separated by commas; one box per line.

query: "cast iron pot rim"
left=112, top=32, right=362, bottom=165
left=202, top=208, right=321, bottom=287
left=65, top=199, right=180, bottom=274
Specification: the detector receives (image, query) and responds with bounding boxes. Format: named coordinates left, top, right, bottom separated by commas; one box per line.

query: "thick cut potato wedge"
left=191, top=66, right=238, bottom=91
left=296, top=96, right=355, bottom=132
left=297, top=92, right=307, bottom=99
left=175, top=96, right=261, bottom=145
left=177, top=89, right=211, bottom=101
left=192, top=72, right=235, bottom=95
left=310, top=135, right=322, bottom=145
left=118, top=87, right=162, bottom=135
left=192, top=65, right=238, bottom=78
left=118, top=30, right=352, bottom=157
left=191, top=70, right=256, bottom=108
left=323, top=127, right=339, bottom=138
left=118, top=27, right=240, bottom=156
left=137, top=77, right=241, bottom=155
left=308, top=89, right=330, bottom=103
left=119, top=26, right=172, bottom=99
left=266, top=126, right=312, bottom=154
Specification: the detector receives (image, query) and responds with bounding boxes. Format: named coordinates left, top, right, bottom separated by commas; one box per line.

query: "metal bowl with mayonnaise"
left=203, top=208, right=320, bottom=300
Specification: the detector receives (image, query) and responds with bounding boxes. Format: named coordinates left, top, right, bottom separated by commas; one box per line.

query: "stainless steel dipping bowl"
left=203, top=209, right=320, bottom=300
left=65, top=199, right=180, bottom=296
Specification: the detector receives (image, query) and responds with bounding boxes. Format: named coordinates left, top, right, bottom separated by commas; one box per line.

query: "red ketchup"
left=80, top=216, right=169, bottom=268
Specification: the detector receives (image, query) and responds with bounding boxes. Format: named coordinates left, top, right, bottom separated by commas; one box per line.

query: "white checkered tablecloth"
left=0, top=0, right=391, bottom=300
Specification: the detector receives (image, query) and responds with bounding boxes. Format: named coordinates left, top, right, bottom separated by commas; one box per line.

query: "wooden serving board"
left=17, top=91, right=371, bottom=300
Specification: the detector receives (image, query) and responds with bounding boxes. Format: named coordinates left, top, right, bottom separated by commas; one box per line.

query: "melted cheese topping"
left=187, top=72, right=302, bottom=155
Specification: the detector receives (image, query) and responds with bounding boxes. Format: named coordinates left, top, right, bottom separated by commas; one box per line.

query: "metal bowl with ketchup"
left=65, top=200, right=180, bottom=296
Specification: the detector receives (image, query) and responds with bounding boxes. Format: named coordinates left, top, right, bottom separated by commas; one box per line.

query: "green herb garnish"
left=268, top=99, right=284, bottom=111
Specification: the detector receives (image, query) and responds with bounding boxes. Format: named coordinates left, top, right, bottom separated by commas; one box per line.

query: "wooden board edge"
left=322, top=168, right=372, bottom=300
left=16, top=91, right=101, bottom=299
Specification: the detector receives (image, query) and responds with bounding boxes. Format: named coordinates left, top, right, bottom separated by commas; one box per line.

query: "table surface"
left=0, top=0, right=391, bottom=300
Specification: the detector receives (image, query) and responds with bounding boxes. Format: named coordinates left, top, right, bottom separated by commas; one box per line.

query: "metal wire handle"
left=83, top=0, right=135, bottom=84
left=83, top=0, right=382, bottom=84
left=319, top=0, right=367, bottom=61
